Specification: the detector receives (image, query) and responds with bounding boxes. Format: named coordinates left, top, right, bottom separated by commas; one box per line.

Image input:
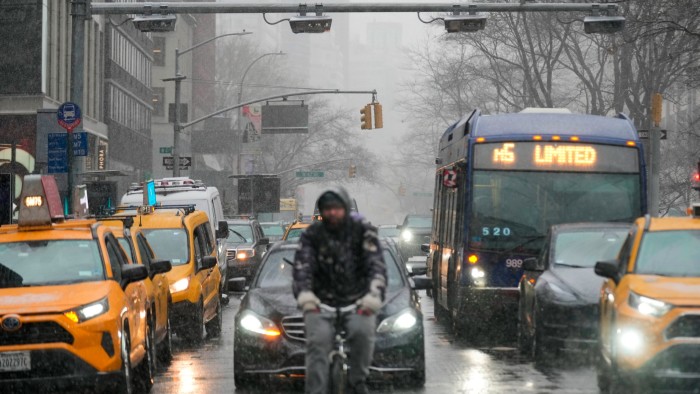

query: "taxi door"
left=136, top=233, right=168, bottom=338
left=106, top=234, right=148, bottom=357
left=195, top=224, right=218, bottom=320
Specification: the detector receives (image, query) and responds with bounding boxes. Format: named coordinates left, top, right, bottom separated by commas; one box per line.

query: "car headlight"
left=401, top=230, right=413, bottom=242
left=64, top=298, right=109, bottom=323
left=544, top=281, right=577, bottom=303
left=616, top=327, right=644, bottom=355
left=377, top=309, right=418, bottom=333
left=628, top=292, right=672, bottom=317
left=470, top=267, right=485, bottom=279
left=239, top=311, right=281, bottom=337
left=236, top=249, right=255, bottom=260
left=170, top=277, right=190, bottom=294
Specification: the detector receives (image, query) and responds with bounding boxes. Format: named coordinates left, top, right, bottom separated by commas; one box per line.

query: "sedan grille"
left=0, top=321, right=74, bottom=346
left=666, top=314, right=700, bottom=339
left=226, top=249, right=237, bottom=261
left=281, top=315, right=305, bottom=341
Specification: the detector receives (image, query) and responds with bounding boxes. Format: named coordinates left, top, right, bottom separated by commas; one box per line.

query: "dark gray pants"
left=304, top=311, right=376, bottom=394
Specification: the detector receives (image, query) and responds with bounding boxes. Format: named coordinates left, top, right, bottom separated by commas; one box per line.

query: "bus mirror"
left=523, top=258, right=542, bottom=272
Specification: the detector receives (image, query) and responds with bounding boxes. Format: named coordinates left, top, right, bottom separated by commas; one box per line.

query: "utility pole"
left=68, top=0, right=88, bottom=209
left=650, top=93, right=663, bottom=217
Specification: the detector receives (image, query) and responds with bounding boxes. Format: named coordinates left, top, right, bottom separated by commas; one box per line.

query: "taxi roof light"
left=18, top=175, right=64, bottom=229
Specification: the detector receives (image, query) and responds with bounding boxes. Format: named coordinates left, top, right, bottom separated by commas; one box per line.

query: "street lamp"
left=236, top=52, right=286, bottom=140
left=164, top=31, right=252, bottom=177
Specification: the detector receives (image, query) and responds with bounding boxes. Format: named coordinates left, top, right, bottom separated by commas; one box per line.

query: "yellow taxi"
left=0, top=175, right=154, bottom=392
left=121, top=206, right=223, bottom=343
left=596, top=211, right=700, bottom=391
left=281, top=221, right=309, bottom=241
left=100, top=217, right=173, bottom=364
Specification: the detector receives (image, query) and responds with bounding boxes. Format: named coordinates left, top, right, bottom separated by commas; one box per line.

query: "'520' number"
left=481, top=227, right=512, bottom=236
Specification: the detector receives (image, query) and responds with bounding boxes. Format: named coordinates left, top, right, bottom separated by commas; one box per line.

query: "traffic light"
left=360, top=105, right=372, bottom=130
left=349, top=165, right=357, bottom=178
left=373, top=102, right=383, bottom=129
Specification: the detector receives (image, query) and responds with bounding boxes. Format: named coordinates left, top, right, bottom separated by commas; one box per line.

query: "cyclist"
left=293, top=187, right=387, bottom=394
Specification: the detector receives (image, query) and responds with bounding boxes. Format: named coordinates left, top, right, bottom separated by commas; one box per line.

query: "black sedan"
left=226, top=218, right=270, bottom=290
left=233, top=241, right=429, bottom=389
left=398, top=214, right=432, bottom=259
left=518, top=223, right=629, bottom=362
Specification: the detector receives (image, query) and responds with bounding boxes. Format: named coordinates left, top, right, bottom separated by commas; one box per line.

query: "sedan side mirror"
left=595, top=260, right=621, bottom=283
left=408, top=266, right=428, bottom=277
left=216, top=221, right=229, bottom=239
left=199, top=255, right=217, bottom=271
left=121, top=265, right=148, bottom=287
left=420, top=243, right=430, bottom=254
left=411, top=277, right=433, bottom=290
left=229, top=277, right=247, bottom=293
left=523, top=257, right=543, bottom=272
left=150, top=260, right=172, bottom=278
left=258, top=237, right=270, bottom=246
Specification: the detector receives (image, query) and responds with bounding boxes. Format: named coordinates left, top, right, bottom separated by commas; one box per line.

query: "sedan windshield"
left=256, top=249, right=403, bottom=292
left=406, top=216, right=432, bottom=228
left=379, top=227, right=401, bottom=237
left=261, top=224, right=284, bottom=240
left=142, top=229, right=189, bottom=265
left=554, top=229, right=627, bottom=268
left=0, top=240, right=104, bottom=288
left=635, top=231, right=700, bottom=277
left=228, top=224, right=253, bottom=243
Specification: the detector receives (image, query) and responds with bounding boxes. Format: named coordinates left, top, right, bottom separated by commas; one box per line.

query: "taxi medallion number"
left=0, top=351, right=31, bottom=371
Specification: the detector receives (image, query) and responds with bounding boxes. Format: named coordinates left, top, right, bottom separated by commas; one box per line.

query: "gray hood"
left=316, top=186, right=353, bottom=217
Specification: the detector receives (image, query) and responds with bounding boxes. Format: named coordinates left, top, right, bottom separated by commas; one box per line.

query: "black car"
left=398, top=214, right=432, bottom=258
left=518, top=223, right=629, bottom=361
left=226, top=218, right=270, bottom=290
left=233, top=241, right=429, bottom=389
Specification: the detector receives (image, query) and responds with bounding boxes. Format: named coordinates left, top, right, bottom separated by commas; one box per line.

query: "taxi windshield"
left=635, top=230, right=700, bottom=277
left=142, top=228, right=189, bottom=266
left=0, top=240, right=104, bottom=288
left=285, top=228, right=305, bottom=241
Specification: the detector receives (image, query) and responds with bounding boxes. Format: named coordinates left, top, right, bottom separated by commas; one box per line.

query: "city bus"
left=427, top=109, right=646, bottom=335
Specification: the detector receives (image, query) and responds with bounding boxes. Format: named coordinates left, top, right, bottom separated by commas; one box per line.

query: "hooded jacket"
left=292, top=187, right=387, bottom=307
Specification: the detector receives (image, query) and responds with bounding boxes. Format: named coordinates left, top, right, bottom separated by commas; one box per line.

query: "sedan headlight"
left=628, top=292, right=672, bottom=317
left=401, top=230, right=413, bottom=242
left=544, top=281, right=577, bottom=303
left=377, top=309, right=418, bottom=333
left=64, top=298, right=109, bottom=323
left=170, top=277, right=190, bottom=294
left=239, top=311, right=281, bottom=337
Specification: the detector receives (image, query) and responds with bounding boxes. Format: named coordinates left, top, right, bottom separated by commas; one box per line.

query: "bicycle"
left=319, top=303, right=358, bottom=394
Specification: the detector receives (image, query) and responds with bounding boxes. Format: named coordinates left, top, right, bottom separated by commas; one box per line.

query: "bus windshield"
left=469, top=170, right=641, bottom=252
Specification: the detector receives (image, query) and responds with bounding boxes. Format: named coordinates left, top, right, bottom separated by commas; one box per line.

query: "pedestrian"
left=293, top=187, right=387, bottom=394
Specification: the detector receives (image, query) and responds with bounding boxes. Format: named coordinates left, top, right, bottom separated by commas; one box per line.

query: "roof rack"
left=128, top=178, right=206, bottom=192
left=117, top=204, right=197, bottom=216
left=94, top=215, right=135, bottom=229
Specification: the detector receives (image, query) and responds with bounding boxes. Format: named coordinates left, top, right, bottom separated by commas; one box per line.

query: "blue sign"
left=146, top=180, right=157, bottom=206
left=47, top=132, right=89, bottom=173
left=57, top=102, right=82, bottom=131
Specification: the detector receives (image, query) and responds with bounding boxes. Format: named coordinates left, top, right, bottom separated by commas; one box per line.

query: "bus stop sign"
left=57, top=102, right=82, bottom=132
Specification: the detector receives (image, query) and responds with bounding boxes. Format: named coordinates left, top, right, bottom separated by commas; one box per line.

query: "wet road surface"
left=153, top=292, right=598, bottom=393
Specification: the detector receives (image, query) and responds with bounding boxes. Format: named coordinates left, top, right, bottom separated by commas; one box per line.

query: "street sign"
left=295, top=171, right=324, bottom=178
left=262, top=103, right=309, bottom=134
left=159, top=147, right=172, bottom=154
left=47, top=132, right=88, bottom=173
left=57, top=102, right=82, bottom=132
left=638, top=129, right=667, bottom=140
left=162, top=156, right=192, bottom=167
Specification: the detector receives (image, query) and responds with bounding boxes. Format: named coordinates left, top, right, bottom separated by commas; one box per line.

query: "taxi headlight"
left=64, top=298, right=109, bottom=323
left=401, top=230, right=413, bottom=242
left=170, top=277, right=190, bottom=294
left=629, top=292, right=672, bottom=317
left=377, top=309, right=418, bottom=333
left=239, top=311, right=281, bottom=337
left=616, top=327, right=644, bottom=355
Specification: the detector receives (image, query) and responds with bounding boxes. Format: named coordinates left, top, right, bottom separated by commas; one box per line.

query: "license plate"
left=0, top=351, right=31, bottom=372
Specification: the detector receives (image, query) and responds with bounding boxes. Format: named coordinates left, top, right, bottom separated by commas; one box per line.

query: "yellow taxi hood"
left=166, top=263, right=192, bottom=283
left=0, top=281, right=114, bottom=315
left=628, top=275, right=700, bottom=305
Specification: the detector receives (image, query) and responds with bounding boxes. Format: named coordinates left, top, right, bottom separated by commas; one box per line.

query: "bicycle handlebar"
left=319, top=303, right=357, bottom=313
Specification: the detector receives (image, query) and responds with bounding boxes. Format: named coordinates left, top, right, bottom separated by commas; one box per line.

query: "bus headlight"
left=377, top=309, right=418, bottom=333
left=401, top=230, right=413, bottom=242
left=470, top=267, right=485, bottom=279
left=629, top=292, right=672, bottom=317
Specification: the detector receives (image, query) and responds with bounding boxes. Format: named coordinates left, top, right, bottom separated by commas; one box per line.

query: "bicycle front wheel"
left=329, top=354, right=347, bottom=394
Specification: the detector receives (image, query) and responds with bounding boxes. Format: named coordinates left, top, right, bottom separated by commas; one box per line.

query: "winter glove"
left=357, top=278, right=385, bottom=314
left=297, top=290, right=321, bottom=313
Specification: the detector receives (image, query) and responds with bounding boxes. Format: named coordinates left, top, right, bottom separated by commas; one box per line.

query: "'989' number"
left=482, top=227, right=512, bottom=236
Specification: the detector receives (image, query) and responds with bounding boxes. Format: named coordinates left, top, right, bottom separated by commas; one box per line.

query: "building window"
left=153, top=37, right=166, bottom=66
left=152, top=87, right=165, bottom=117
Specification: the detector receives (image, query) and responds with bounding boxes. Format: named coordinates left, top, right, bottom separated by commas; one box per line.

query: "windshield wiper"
left=502, top=235, right=546, bottom=254
left=555, top=263, right=589, bottom=268
left=228, top=229, right=247, bottom=242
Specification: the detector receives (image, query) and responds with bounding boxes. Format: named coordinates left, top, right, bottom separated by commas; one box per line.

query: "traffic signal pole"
left=69, top=0, right=89, bottom=210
